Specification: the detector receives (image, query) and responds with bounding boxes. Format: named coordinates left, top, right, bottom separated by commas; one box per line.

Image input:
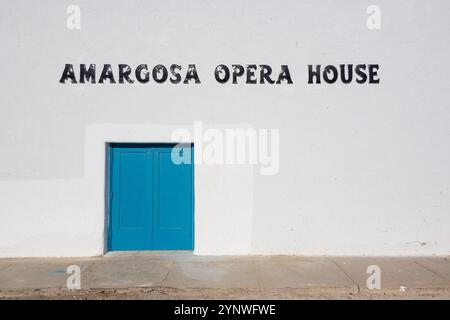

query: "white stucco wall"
left=0, top=0, right=449, bottom=257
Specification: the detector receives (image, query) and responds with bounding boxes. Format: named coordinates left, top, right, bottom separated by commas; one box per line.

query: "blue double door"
left=109, top=144, right=194, bottom=251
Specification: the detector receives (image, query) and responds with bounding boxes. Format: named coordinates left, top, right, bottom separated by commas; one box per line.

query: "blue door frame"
left=106, top=143, right=194, bottom=252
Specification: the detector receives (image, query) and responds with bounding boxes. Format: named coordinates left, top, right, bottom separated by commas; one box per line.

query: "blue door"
left=108, top=143, right=194, bottom=251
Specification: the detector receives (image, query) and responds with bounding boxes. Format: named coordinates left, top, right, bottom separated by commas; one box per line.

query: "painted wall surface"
left=0, top=0, right=449, bottom=257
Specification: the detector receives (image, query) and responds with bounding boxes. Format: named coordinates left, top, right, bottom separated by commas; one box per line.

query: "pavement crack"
left=414, top=261, right=450, bottom=282
left=333, top=261, right=360, bottom=293
left=161, top=262, right=174, bottom=285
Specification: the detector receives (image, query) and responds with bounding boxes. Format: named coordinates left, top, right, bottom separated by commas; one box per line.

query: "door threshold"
left=104, top=250, right=194, bottom=258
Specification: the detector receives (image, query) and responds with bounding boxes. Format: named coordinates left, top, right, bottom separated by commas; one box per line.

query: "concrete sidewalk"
left=0, top=252, right=449, bottom=299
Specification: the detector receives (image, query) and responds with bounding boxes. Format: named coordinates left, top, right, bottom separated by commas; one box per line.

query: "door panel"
left=110, top=147, right=154, bottom=250
left=153, top=147, right=193, bottom=250
left=109, top=144, right=193, bottom=251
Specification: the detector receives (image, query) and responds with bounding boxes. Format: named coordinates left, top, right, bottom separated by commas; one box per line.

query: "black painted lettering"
left=340, top=64, right=353, bottom=84
left=308, top=65, right=321, bottom=84
left=119, top=64, right=134, bottom=84
left=355, top=64, right=368, bottom=84
left=80, top=64, right=96, bottom=83
left=246, top=65, right=257, bottom=84
left=215, top=64, right=230, bottom=83
left=99, top=64, right=116, bottom=83
left=135, top=64, right=150, bottom=83
left=323, top=65, right=338, bottom=84
left=368, top=64, right=380, bottom=84
left=59, top=64, right=77, bottom=83
left=276, top=65, right=293, bottom=84
left=232, top=65, right=245, bottom=84
left=170, top=64, right=182, bottom=84
left=152, top=64, right=168, bottom=83
left=260, top=65, right=275, bottom=84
